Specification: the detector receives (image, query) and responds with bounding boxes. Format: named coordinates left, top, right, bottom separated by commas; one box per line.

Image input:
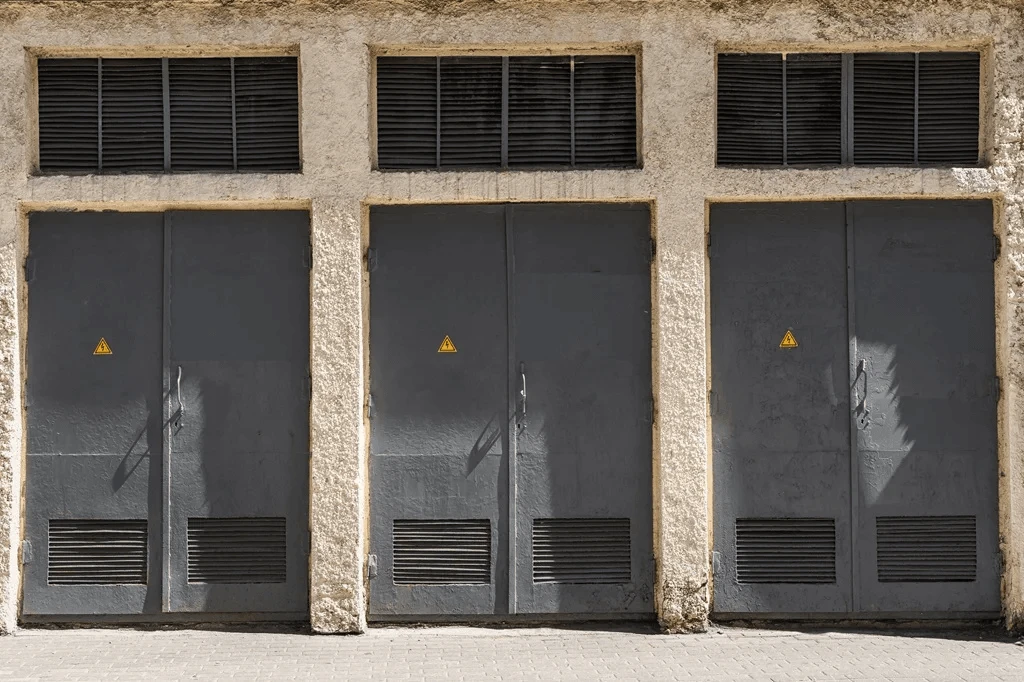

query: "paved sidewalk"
left=0, top=623, right=1022, bottom=681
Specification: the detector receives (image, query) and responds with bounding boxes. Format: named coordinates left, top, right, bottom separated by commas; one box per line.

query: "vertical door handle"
left=175, top=366, right=185, bottom=427
left=519, top=362, right=527, bottom=424
left=854, top=359, right=870, bottom=429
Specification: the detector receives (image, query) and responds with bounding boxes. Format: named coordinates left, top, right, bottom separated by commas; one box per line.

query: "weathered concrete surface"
left=0, top=0, right=1021, bottom=636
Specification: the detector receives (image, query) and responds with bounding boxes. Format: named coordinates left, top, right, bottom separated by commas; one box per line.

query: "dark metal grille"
left=735, top=518, right=837, bottom=584
left=37, top=56, right=300, bottom=173
left=392, top=519, right=491, bottom=585
left=876, top=516, right=977, bottom=583
left=717, top=51, right=980, bottom=167
left=48, top=519, right=147, bottom=585
left=187, top=517, right=287, bottom=584
left=532, top=518, right=631, bottom=584
left=376, top=54, right=638, bottom=170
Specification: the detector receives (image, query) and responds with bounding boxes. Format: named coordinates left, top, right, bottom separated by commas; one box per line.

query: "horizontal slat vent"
left=852, top=53, right=916, bottom=165
left=508, top=56, right=571, bottom=167
left=37, top=57, right=300, bottom=173
left=786, top=53, right=842, bottom=165
left=187, top=517, right=287, bottom=584
left=876, top=515, right=977, bottom=582
left=48, top=519, right=147, bottom=585
left=234, top=57, right=301, bottom=171
left=918, top=52, right=980, bottom=165
left=375, top=54, right=638, bottom=170
left=717, top=53, right=784, bottom=165
left=38, top=59, right=99, bottom=171
left=532, top=518, right=631, bottom=584
left=376, top=56, right=437, bottom=169
left=440, top=57, right=503, bottom=168
left=573, top=56, right=638, bottom=167
left=735, top=517, right=836, bottom=584
left=393, top=519, right=491, bottom=585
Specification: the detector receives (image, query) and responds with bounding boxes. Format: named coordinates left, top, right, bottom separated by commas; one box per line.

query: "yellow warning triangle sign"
left=93, top=337, right=112, bottom=355
left=437, top=335, right=457, bottom=353
left=779, top=330, right=798, bottom=349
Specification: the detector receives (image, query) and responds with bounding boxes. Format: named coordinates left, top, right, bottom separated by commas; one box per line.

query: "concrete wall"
left=0, top=0, right=1023, bottom=634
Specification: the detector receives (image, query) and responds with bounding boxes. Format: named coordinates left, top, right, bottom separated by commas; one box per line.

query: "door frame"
left=704, top=195, right=1008, bottom=620
left=361, top=199, right=659, bottom=622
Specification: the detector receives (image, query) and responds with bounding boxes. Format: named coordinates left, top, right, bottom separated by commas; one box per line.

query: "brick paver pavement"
left=0, top=624, right=1022, bottom=681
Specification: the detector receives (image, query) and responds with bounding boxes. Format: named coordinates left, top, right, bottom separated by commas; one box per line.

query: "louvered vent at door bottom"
left=532, top=518, right=631, bottom=584
left=48, top=520, right=147, bottom=585
left=393, top=519, right=491, bottom=585
left=735, top=518, right=836, bottom=584
left=187, top=517, right=286, bottom=584
left=877, top=516, right=976, bottom=582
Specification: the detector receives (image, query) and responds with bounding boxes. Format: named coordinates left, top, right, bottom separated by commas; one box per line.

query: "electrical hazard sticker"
left=437, top=335, right=457, bottom=353
left=779, top=330, right=798, bottom=349
left=93, top=337, right=112, bottom=355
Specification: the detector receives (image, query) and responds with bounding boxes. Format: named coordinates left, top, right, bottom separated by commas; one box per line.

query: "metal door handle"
left=519, top=362, right=527, bottom=418
left=175, top=366, right=184, bottom=426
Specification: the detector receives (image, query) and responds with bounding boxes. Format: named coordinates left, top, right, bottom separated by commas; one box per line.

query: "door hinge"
left=20, top=540, right=32, bottom=565
left=647, top=238, right=656, bottom=265
left=995, top=375, right=1002, bottom=401
left=367, top=553, right=378, bottom=579
left=993, top=234, right=1002, bottom=262
left=367, top=392, right=375, bottom=420
left=23, top=256, right=35, bottom=283
left=303, top=244, right=313, bottom=270
left=366, top=247, right=378, bottom=273
left=705, top=230, right=712, bottom=254
left=646, top=396, right=655, bottom=424
left=712, top=550, right=722, bottom=574
left=303, top=372, right=312, bottom=399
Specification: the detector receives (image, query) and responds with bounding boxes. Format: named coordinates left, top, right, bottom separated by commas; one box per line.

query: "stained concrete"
left=0, top=0, right=1022, bottom=635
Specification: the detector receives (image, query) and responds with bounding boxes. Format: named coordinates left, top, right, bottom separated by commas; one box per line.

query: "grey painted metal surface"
left=709, top=200, right=998, bottom=616
left=23, top=210, right=310, bottom=619
left=368, top=203, right=652, bottom=618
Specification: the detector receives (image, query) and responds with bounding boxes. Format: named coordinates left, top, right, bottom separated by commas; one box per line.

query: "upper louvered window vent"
left=717, top=51, right=980, bottom=167
left=37, top=57, right=300, bottom=174
left=376, top=54, right=638, bottom=170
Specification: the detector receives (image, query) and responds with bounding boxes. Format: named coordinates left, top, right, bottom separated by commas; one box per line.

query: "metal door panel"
left=710, top=202, right=852, bottom=614
left=166, top=210, right=310, bottom=614
left=368, top=205, right=507, bottom=616
left=24, top=211, right=163, bottom=616
left=852, top=200, right=999, bottom=613
left=511, top=203, right=653, bottom=615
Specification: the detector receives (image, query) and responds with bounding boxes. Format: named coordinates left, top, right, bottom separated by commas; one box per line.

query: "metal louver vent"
left=508, top=56, right=571, bottom=166
left=36, top=56, right=300, bottom=173
left=918, top=52, right=980, bottom=165
left=876, top=515, right=977, bottom=582
left=169, top=58, right=234, bottom=170
left=852, top=53, right=916, bottom=165
left=532, top=518, right=631, bottom=584
left=786, top=54, right=842, bottom=164
left=376, top=57, right=437, bottom=169
left=187, top=517, right=287, bottom=584
left=48, top=519, right=147, bottom=585
left=393, top=519, right=491, bottom=585
left=38, top=59, right=98, bottom=171
left=716, top=53, right=784, bottom=165
left=573, top=56, right=637, bottom=167
left=234, top=57, right=301, bottom=171
left=375, top=54, right=638, bottom=170
left=735, top=518, right=836, bottom=584
left=100, top=59, right=165, bottom=172
left=440, top=57, right=502, bottom=168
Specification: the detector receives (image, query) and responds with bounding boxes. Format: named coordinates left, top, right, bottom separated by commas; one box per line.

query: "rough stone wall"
left=0, top=0, right=1022, bottom=635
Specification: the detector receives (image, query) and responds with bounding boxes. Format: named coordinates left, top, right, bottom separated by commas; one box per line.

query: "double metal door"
left=710, top=200, right=999, bottom=616
left=368, top=203, right=653, bottom=618
left=23, top=210, right=310, bottom=619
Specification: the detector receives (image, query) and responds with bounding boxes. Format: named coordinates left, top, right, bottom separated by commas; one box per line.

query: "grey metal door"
left=368, top=203, right=653, bottom=618
left=24, top=212, right=164, bottom=616
left=710, top=200, right=998, bottom=617
left=511, top=204, right=653, bottom=615
left=166, top=211, right=310, bottom=614
left=23, top=210, right=310, bottom=619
